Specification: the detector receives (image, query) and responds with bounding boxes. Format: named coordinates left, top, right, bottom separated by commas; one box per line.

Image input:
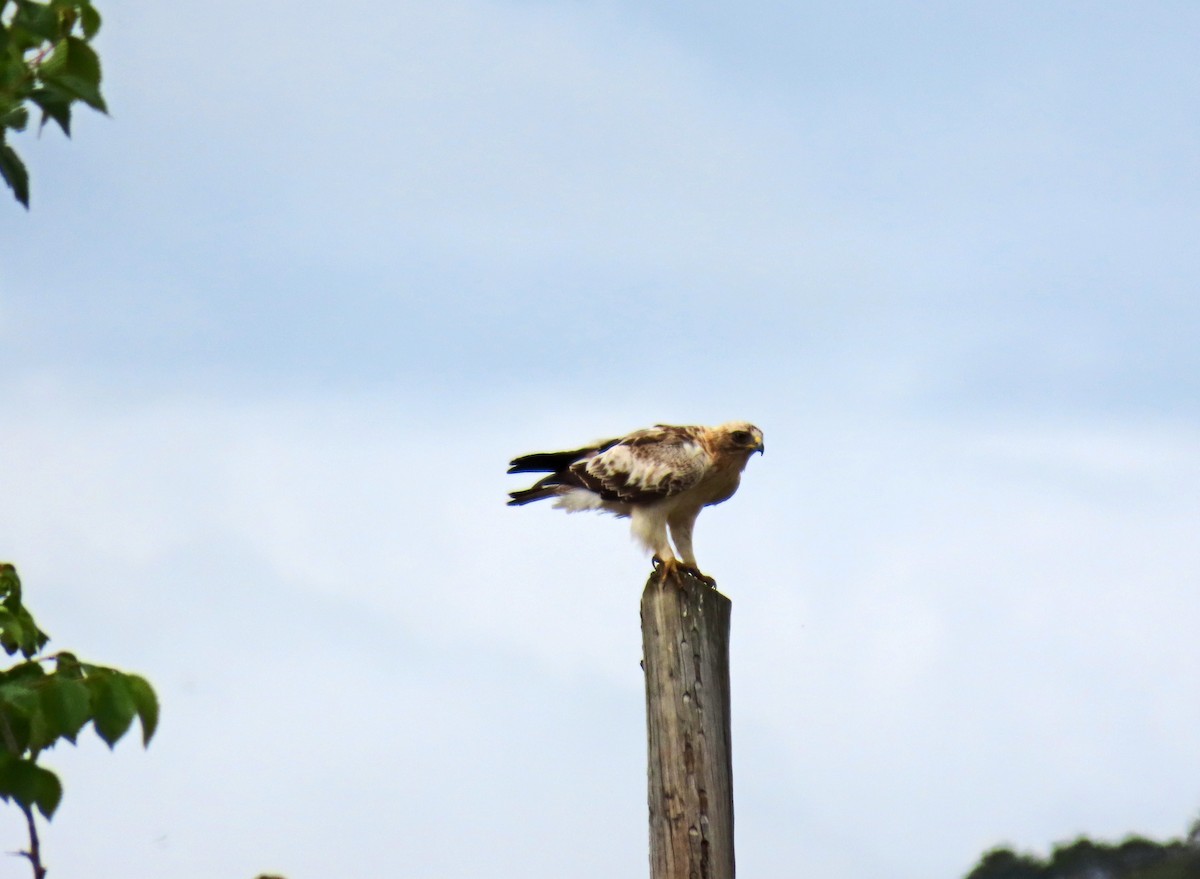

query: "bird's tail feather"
left=507, top=438, right=621, bottom=474
left=507, top=451, right=577, bottom=474
left=507, top=484, right=561, bottom=506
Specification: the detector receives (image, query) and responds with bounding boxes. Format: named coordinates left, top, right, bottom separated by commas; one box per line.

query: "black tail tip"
left=507, top=486, right=557, bottom=506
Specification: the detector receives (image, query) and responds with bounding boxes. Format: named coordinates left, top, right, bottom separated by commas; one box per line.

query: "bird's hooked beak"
left=755, top=440, right=765, bottom=455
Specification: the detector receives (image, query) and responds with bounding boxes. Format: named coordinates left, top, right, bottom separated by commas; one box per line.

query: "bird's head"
left=720, top=422, right=765, bottom=456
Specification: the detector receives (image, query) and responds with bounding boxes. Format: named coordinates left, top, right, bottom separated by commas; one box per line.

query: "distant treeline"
left=966, top=821, right=1200, bottom=879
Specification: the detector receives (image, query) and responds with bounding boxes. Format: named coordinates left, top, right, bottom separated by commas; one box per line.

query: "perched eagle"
left=507, top=422, right=764, bottom=582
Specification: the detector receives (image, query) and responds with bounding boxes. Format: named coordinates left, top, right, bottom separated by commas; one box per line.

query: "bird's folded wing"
left=570, top=426, right=710, bottom=503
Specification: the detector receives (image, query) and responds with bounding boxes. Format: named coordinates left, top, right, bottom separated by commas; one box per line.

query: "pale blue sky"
left=2, top=2, right=1198, bottom=878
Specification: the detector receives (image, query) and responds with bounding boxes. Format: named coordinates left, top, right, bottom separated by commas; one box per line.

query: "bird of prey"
left=507, top=422, right=764, bottom=582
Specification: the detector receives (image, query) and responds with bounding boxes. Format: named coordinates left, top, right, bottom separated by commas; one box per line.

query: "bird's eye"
left=731, top=430, right=752, bottom=444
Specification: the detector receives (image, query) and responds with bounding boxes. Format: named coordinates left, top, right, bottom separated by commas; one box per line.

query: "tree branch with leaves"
left=0, top=0, right=107, bottom=207
left=0, top=564, right=157, bottom=878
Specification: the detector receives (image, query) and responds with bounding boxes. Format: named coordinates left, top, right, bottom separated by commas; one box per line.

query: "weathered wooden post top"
left=641, top=567, right=735, bottom=879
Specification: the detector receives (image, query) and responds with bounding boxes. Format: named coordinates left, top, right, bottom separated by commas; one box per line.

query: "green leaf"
left=89, top=671, right=135, bottom=747
left=31, top=84, right=74, bottom=134
left=39, top=676, right=90, bottom=745
left=0, top=566, right=46, bottom=653
left=0, top=755, right=63, bottom=819
left=0, top=660, right=46, bottom=685
left=24, top=702, right=51, bottom=753
left=124, top=675, right=158, bottom=746
left=0, top=103, right=29, bottom=131
left=24, top=611, right=49, bottom=654
left=0, top=663, right=45, bottom=752
left=0, top=665, right=45, bottom=712
left=63, top=36, right=101, bottom=87
left=0, top=681, right=40, bottom=717
left=0, top=712, right=31, bottom=756
left=0, top=715, right=31, bottom=755
left=36, top=37, right=105, bottom=113
left=53, top=652, right=82, bottom=679
left=79, top=4, right=101, bottom=38
left=12, top=2, right=61, bottom=43
left=0, top=607, right=26, bottom=653
left=19, top=612, right=49, bottom=657
left=43, top=71, right=104, bottom=112
left=0, top=565, right=22, bottom=603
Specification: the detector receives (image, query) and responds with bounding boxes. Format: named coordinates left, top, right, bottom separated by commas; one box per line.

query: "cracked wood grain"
left=641, top=568, right=735, bottom=879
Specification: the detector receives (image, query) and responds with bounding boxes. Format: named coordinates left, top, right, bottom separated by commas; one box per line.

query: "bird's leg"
left=636, top=510, right=680, bottom=580
left=667, top=511, right=714, bottom=586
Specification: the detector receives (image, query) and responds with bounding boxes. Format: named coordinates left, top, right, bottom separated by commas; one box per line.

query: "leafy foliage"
left=0, top=564, right=156, bottom=829
left=965, top=823, right=1200, bottom=879
left=0, top=0, right=106, bottom=207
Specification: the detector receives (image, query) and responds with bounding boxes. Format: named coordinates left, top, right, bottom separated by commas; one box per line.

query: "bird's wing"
left=569, top=425, right=711, bottom=504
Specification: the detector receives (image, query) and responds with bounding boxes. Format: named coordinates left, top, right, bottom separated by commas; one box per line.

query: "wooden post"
left=641, top=568, right=735, bottom=879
